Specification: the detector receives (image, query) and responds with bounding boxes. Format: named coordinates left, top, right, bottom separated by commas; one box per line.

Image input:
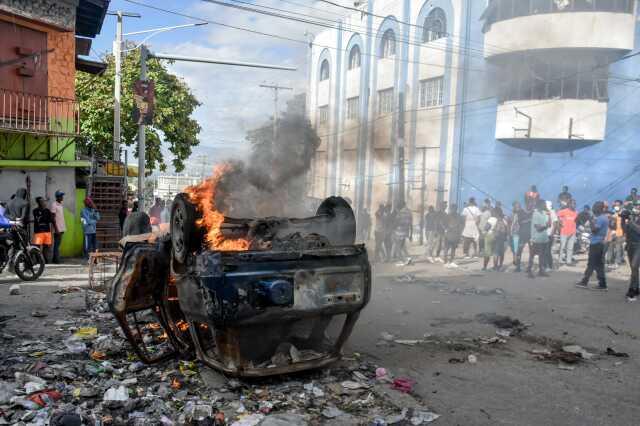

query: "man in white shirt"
left=461, top=197, right=481, bottom=258
left=50, top=190, right=66, bottom=264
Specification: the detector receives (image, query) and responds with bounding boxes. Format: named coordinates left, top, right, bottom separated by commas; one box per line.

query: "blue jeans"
left=84, top=233, right=97, bottom=258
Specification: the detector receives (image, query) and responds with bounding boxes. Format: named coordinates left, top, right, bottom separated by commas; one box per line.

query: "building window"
left=378, top=88, right=394, bottom=116
left=318, top=105, right=329, bottom=125
left=499, top=56, right=609, bottom=102
left=422, top=8, right=447, bottom=42
left=348, top=45, right=361, bottom=70
left=419, top=77, right=445, bottom=108
left=319, top=59, right=330, bottom=81
left=492, top=0, right=635, bottom=23
left=380, top=29, right=396, bottom=58
left=345, top=96, right=359, bottom=121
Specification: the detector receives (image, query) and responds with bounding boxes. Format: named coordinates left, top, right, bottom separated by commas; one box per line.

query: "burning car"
left=108, top=165, right=371, bottom=377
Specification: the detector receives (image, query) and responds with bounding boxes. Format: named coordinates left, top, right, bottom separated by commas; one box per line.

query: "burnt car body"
left=107, top=196, right=371, bottom=377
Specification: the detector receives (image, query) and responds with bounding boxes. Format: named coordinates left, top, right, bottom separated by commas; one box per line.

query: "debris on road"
left=561, top=345, right=595, bottom=360
left=391, top=377, right=415, bottom=394
left=467, top=354, right=478, bottom=364
left=9, top=284, right=21, bottom=295
left=476, top=313, right=528, bottom=335
left=605, top=347, right=630, bottom=358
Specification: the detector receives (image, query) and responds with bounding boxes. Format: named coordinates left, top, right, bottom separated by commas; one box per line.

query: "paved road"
left=1, top=251, right=638, bottom=425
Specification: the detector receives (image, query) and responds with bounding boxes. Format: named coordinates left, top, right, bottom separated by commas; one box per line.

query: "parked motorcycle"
left=0, top=224, right=45, bottom=281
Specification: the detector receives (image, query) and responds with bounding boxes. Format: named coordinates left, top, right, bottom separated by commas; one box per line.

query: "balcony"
left=483, top=1, right=635, bottom=59
left=0, top=89, right=80, bottom=137
left=495, top=99, right=607, bottom=152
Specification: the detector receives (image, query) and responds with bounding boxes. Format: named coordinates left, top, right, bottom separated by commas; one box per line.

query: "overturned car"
left=107, top=191, right=371, bottom=377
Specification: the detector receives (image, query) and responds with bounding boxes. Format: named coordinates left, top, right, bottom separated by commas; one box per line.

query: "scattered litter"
left=230, top=413, right=264, bottom=426
left=410, top=409, right=440, bottom=424
left=467, top=354, right=478, bottom=364
left=479, top=336, right=506, bottom=345
left=606, top=325, right=619, bottom=336
left=9, top=284, right=21, bottom=295
left=341, top=380, right=368, bottom=390
left=322, top=405, right=344, bottom=418
left=103, top=385, right=129, bottom=402
left=394, top=339, right=421, bottom=346
left=72, top=327, right=98, bottom=340
left=448, top=358, right=465, bottom=364
left=495, top=329, right=511, bottom=338
left=391, top=377, right=415, bottom=393
left=63, top=337, right=86, bottom=354
left=380, top=331, right=395, bottom=341
left=375, top=367, right=388, bottom=380
left=557, top=364, right=575, bottom=371
left=53, top=287, right=82, bottom=294
left=394, top=274, right=416, bottom=283
left=26, top=389, right=62, bottom=407
left=31, top=310, right=47, bottom=318
left=476, top=313, right=527, bottom=335
left=562, top=345, right=594, bottom=360
left=605, top=347, right=629, bottom=358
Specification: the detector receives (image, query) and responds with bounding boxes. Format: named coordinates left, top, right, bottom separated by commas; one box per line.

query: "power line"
left=124, top=0, right=490, bottom=74
left=220, top=0, right=492, bottom=61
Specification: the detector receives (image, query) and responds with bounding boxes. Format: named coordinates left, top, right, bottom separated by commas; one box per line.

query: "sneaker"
left=449, top=262, right=459, bottom=268
left=575, top=282, right=588, bottom=289
left=464, top=256, right=471, bottom=260
left=443, top=263, right=451, bottom=269
left=427, top=257, right=435, bottom=263
left=435, top=257, right=444, bottom=263
left=590, top=285, right=608, bottom=292
left=627, top=295, right=637, bottom=302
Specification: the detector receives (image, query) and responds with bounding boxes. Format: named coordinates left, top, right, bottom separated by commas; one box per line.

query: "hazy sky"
left=91, top=0, right=336, bottom=167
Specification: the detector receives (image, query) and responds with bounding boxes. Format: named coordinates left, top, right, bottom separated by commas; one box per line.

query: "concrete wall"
left=0, top=0, right=77, bottom=30
left=485, top=12, right=636, bottom=58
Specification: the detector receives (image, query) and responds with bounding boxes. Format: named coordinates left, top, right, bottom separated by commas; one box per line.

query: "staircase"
left=90, top=176, right=125, bottom=251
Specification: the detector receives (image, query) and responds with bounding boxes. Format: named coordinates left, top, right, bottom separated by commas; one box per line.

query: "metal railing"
left=0, top=89, right=80, bottom=136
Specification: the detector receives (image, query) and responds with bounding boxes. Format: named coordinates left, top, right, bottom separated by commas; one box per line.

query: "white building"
left=307, top=0, right=638, bottom=215
left=154, top=175, right=201, bottom=201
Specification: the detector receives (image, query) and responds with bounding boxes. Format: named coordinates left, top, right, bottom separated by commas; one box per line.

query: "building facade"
left=154, top=175, right=202, bottom=202
left=0, top=0, right=109, bottom=256
left=307, top=0, right=640, bottom=218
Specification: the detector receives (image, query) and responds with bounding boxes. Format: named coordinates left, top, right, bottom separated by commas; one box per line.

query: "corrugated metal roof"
left=76, top=0, right=110, bottom=38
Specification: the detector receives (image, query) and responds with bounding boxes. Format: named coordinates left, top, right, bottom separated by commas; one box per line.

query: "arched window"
left=319, top=59, right=330, bottom=81
left=423, top=8, right=447, bottom=43
left=380, top=29, right=396, bottom=58
left=348, top=45, right=361, bottom=70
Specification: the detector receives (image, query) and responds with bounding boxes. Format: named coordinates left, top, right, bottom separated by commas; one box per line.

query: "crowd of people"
left=372, top=185, right=640, bottom=303
left=1, top=190, right=172, bottom=264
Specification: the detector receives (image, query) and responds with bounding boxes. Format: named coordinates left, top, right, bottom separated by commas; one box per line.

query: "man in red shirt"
left=557, top=200, right=578, bottom=265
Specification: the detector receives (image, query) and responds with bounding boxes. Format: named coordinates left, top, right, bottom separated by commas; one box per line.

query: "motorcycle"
left=0, top=224, right=46, bottom=281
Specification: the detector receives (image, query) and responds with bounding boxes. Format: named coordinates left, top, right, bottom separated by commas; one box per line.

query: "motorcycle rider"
left=621, top=204, right=640, bottom=302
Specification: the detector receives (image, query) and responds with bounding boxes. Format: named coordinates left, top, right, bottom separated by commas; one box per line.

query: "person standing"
left=431, top=202, right=448, bottom=263
left=423, top=206, right=436, bottom=259
left=575, top=201, right=609, bottom=291
left=492, top=207, right=508, bottom=271
left=621, top=207, right=640, bottom=301
left=50, top=191, right=66, bottom=264
left=391, top=203, right=413, bottom=261
left=514, top=204, right=532, bottom=273
left=544, top=201, right=558, bottom=271
left=478, top=199, right=492, bottom=258
left=607, top=200, right=625, bottom=268
left=149, top=198, right=163, bottom=226
left=383, top=203, right=394, bottom=261
left=557, top=200, right=578, bottom=266
left=461, top=198, right=481, bottom=258
left=524, top=185, right=540, bottom=212
left=81, top=197, right=101, bottom=258
left=527, top=200, right=550, bottom=278
left=32, top=197, right=54, bottom=263
left=443, top=204, right=464, bottom=268
left=118, top=200, right=129, bottom=231
left=557, top=185, right=572, bottom=207
left=625, top=188, right=638, bottom=206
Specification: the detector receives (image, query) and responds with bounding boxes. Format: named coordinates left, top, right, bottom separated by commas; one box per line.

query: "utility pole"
left=259, top=84, right=293, bottom=146
left=107, top=10, right=141, bottom=162
left=138, top=44, right=148, bottom=211
left=396, top=92, right=406, bottom=209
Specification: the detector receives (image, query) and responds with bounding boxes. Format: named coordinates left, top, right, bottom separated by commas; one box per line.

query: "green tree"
left=75, top=47, right=201, bottom=172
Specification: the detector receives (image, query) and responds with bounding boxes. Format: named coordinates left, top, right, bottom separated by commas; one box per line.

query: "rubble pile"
left=0, top=291, right=440, bottom=426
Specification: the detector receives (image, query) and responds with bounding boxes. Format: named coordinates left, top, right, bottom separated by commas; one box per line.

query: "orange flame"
left=170, top=377, right=182, bottom=390
left=176, top=320, right=189, bottom=332
left=184, top=164, right=250, bottom=251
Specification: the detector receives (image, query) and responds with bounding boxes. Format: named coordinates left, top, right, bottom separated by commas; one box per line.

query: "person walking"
left=461, top=198, right=481, bottom=258
left=524, top=185, right=540, bottom=212
left=383, top=203, right=394, bottom=261
left=32, top=197, right=54, bottom=263
left=621, top=206, right=640, bottom=301
left=81, top=197, right=101, bottom=258
left=430, top=202, right=448, bottom=263
left=527, top=199, right=550, bottom=278
left=374, top=204, right=387, bottom=262
left=543, top=201, right=558, bottom=271
left=575, top=201, right=609, bottom=291
left=557, top=200, right=578, bottom=266
left=358, top=208, right=372, bottom=242
left=443, top=204, right=464, bottom=268
left=50, top=191, right=66, bottom=264
left=478, top=199, right=492, bottom=258
left=492, top=207, right=508, bottom=271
